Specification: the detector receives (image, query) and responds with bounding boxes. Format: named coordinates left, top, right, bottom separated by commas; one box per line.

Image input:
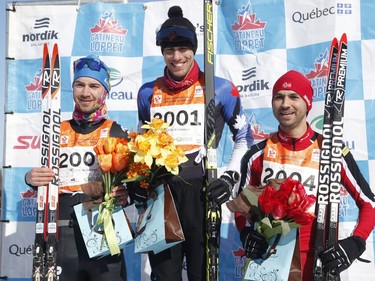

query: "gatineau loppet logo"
left=90, top=10, right=128, bottom=54
left=25, top=68, right=43, bottom=111
left=305, top=47, right=331, bottom=100
left=231, top=2, right=267, bottom=53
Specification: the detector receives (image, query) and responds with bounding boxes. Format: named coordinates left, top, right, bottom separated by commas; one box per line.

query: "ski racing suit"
left=137, top=69, right=253, bottom=280
left=236, top=124, right=375, bottom=280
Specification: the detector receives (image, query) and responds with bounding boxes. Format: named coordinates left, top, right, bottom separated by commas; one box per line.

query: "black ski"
left=203, top=1, right=220, bottom=280
left=313, top=37, right=339, bottom=281
left=325, top=33, right=347, bottom=280
left=313, top=33, right=348, bottom=281
left=32, top=43, right=61, bottom=281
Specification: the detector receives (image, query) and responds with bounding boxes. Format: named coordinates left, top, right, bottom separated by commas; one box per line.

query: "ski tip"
left=340, top=33, right=348, bottom=43
left=330, top=37, right=338, bottom=48
left=43, top=44, right=49, bottom=60
left=53, top=43, right=59, bottom=54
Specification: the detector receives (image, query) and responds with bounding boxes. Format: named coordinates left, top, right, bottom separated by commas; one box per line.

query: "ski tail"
left=313, top=33, right=348, bottom=281
left=203, top=1, right=220, bottom=280
left=45, top=43, right=61, bottom=281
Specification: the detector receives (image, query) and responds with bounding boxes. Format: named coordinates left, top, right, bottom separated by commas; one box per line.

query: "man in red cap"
left=232, top=70, right=375, bottom=280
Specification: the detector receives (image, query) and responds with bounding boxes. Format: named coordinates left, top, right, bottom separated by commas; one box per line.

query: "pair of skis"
left=32, top=43, right=61, bottom=281
left=313, top=33, right=348, bottom=281
left=203, top=1, right=221, bottom=281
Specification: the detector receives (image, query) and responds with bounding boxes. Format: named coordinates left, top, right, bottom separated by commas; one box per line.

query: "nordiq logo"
left=236, top=67, right=270, bottom=94
left=22, top=17, right=59, bottom=42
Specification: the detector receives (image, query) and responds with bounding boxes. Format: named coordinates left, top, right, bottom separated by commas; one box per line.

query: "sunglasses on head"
left=73, top=57, right=110, bottom=73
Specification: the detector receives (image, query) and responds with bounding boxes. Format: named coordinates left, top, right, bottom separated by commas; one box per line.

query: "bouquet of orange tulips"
left=92, top=137, right=132, bottom=255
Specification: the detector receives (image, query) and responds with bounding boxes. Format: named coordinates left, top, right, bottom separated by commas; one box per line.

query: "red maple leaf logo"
left=232, top=13, right=266, bottom=31
left=251, top=123, right=269, bottom=141
left=21, top=188, right=37, bottom=198
left=90, top=18, right=127, bottom=35
left=25, top=74, right=42, bottom=92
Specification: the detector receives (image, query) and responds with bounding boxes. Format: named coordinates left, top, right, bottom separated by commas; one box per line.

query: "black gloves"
left=127, top=182, right=150, bottom=206
left=206, top=170, right=240, bottom=205
left=319, top=236, right=366, bottom=275
left=240, top=226, right=269, bottom=259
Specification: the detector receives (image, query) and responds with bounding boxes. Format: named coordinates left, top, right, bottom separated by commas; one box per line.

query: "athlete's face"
left=163, top=46, right=195, bottom=81
left=272, top=90, right=308, bottom=138
left=73, top=77, right=105, bottom=113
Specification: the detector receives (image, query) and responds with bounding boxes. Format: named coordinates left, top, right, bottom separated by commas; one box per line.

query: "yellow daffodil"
left=141, top=117, right=169, bottom=131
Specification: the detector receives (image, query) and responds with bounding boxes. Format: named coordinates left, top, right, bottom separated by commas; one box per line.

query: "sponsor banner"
left=217, top=1, right=276, bottom=54
left=5, top=112, right=71, bottom=167
left=285, top=0, right=336, bottom=48
left=7, top=5, right=77, bottom=59
left=72, top=3, right=144, bottom=57
left=0, top=221, right=36, bottom=278
left=361, top=39, right=375, bottom=101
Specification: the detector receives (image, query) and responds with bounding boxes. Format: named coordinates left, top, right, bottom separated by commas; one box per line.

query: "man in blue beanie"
left=25, top=56, right=129, bottom=281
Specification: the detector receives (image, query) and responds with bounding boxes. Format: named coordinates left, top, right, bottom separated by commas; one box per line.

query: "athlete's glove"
left=319, top=236, right=366, bottom=275
left=128, top=182, right=150, bottom=206
left=206, top=171, right=240, bottom=205
left=240, top=226, right=269, bottom=259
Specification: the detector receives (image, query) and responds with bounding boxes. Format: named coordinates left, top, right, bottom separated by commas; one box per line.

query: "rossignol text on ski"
left=32, top=43, right=61, bottom=281
left=203, top=1, right=221, bottom=280
left=313, top=33, right=347, bottom=281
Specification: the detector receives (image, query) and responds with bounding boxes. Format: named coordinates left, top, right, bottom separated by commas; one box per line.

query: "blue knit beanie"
left=72, top=56, right=111, bottom=93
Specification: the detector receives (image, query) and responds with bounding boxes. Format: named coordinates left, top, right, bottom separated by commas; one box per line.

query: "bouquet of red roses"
left=227, top=178, right=316, bottom=279
left=227, top=177, right=316, bottom=253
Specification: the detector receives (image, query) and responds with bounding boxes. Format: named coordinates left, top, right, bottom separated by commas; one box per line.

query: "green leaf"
left=241, top=188, right=264, bottom=219
left=242, top=188, right=258, bottom=207
left=280, top=220, right=291, bottom=236
left=288, top=222, right=301, bottom=229
left=260, top=217, right=272, bottom=228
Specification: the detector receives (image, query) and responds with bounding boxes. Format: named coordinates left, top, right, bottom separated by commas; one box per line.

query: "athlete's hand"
left=25, top=167, right=55, bottom=187
left=111, top=185, right=129, bottom=207
left=240, top=226, right=269, bottom=259
left=206, top=171, right=240, bottom=205
left=319, top=236, right=366, bottom=275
